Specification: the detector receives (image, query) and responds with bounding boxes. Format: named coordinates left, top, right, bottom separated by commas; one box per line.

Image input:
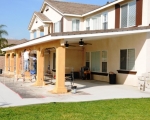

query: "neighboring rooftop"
left=44, top=0, right=101, bottom=15
left=7, top=39, right=28, bottom=45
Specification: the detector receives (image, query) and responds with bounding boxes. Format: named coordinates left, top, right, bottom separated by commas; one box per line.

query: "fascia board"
left=2, top=29, right=150, bottom=51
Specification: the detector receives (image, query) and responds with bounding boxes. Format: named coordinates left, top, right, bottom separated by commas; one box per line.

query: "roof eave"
left=2, top=28, right=150, bottom=52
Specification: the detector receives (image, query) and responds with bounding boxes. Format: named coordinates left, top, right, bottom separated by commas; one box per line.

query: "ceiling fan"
left=65, top=41, right=76, bottom=48
left=79, top=39, right=92, bottom=46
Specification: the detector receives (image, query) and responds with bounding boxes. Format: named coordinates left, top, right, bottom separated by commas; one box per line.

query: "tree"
left=0, top=25, right=8, bottom=55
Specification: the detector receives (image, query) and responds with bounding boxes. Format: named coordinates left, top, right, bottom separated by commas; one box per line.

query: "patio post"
left=10, top=53, right=14, bottom=72
left=5, top=53, right=9, bottom=72
left=16, top=52, right=21, bottom=75
left=34, top=48, right=45, bottom=86
left=53, top=46, right=67, bottom=93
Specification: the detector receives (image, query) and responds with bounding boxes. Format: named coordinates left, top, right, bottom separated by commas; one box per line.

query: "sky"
left=0, top=0, right=110, bottom=40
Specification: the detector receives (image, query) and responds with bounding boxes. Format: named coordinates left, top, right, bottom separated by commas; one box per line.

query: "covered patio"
left=2, top=26, right=150, bottom=94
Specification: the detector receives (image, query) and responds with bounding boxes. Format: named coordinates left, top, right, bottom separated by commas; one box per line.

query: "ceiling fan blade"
left=84, top=43, right=92, bottom=45
left=69, top=45, right=76, bottom=47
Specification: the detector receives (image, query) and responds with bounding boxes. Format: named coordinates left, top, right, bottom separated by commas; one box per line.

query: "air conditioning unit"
left=86, top=27, right=90, bottom=30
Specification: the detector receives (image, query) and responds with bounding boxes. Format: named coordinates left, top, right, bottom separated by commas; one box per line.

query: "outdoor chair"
left=138, top=72, right=150, bottom=91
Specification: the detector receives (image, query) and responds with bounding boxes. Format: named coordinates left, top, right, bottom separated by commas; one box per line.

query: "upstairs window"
left=86, top=19, right=90, bottom=30
left=72, top=19, right=80, bottom=31
left=102, top=13, right=108, bottom=30
left=54, top=21, right=61, bottom=33
left=120, top=49, right=135, bottom=70
left=92, top=15, right=101, bottom=30
left=121, top=0, right=136, bottom=28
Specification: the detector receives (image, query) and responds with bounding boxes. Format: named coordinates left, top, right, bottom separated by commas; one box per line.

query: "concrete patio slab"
left=0, top=76, right=150, bottom=107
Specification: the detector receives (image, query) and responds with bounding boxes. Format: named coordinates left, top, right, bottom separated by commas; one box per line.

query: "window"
left=102, top=51, right=107, bottom=72
left=91, top=51, right=100, bottom=72
left=121, top=1, right=136, bottom=28
left=86, top=19, right=90, bottom=30
left=72, top=19, right=80, bottom=31
left=85, top=52, right=90, bottom=68
left=102, top=13, right=108, bottom=30
left=120, top=49, right=135, bottom=70
left=92, top=15, right=101, bottom=30
left=54, top=21, right=61, bottom=33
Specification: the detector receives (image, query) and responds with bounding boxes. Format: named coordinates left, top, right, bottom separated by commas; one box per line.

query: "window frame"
left=91, top=14, right=101, bottom=30
left=120, top=0, right=136, bottom=28
left=102, top=12, right=108, bottom=30
left=54, top=21, right=61, bottom=33
left=72, top=19, right=80, bottom=31
left=102, top=51, right=107, bottom=72
left=120, top=48, right=135, bottom=70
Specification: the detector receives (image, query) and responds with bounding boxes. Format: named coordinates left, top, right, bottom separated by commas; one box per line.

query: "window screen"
left=121, top=4, right=128, bottom=28
left=128, top=1, right=136, bottom=26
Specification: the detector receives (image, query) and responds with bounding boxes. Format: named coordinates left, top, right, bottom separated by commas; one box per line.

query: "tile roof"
left=34, top=12, right=51, bottom=21
left=45, top=0, right=101, bottom=15
left=51, top=26, right=150, bottom=36
left=7, top=39, right=28, bottom=45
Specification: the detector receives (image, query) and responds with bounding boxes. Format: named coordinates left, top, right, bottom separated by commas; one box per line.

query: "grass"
left=0, top=98, right=150, bottom=120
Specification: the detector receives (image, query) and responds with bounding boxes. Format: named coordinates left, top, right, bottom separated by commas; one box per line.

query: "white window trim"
left=72, top=19, right=80, bottom=31
left=91, top=14, right=101, bottom=30
left=102, top=50, right=108, bottom=73
left=85, top=18, right=90, bottom=30
left=87, top=50, right=108, bottom=73
left=120, top=0, right=136, bottom=28
left=102, top=12, right=108, bottom=30
left=120, top=48, right=135, bottom=70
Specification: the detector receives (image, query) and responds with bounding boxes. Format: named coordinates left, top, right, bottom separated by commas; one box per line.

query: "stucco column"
left=5, top=53, right=9, bottom=71
left=53, top=47, right=67, bottom=93
left=36, top=28, right=40, bottom=38
left=10, top=53, right=14, bottom=72
left=44, top=24, right=49, bottom=35
left=30, top=30, right=34, bottom=40
left=34, top=49, right=45, bottom=86
left=16, top=52, right=21, bottom=75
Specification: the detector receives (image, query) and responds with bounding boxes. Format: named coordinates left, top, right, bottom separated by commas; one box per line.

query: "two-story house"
left=2, top=0, right=150, bottom=93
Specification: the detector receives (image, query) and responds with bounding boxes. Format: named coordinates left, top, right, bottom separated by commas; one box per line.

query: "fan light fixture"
left=79, top=39, right=84, bottom=46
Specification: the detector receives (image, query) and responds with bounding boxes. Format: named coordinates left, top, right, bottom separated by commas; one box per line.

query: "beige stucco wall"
left=31, top=17, right=44, bottom=31
left=83, top=6, right=115, bottom=30
left=142, top=0, right=150, bottom=26
left=64, top=16, right=84, bottom=32
left=44, top=48, right=83, bottom=75
left=43, top=5, right=62, bottom=23
left=84, top=33, right=148, bottom=86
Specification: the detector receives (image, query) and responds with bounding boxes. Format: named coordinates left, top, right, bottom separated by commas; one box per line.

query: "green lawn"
left=0, top=98, right=150, bottom=120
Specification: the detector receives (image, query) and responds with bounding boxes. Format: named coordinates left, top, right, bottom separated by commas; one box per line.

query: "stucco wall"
left=84, top=33, right=148, bottom=86
left=142, top=0, right=150, bottom=26
left=64, top=16, right=84, bottom=32
left=31, top=17, right=44, bottom=31
left=44, top=48, right=83, bottom=75
left=43, top=5, right=62, bottom=23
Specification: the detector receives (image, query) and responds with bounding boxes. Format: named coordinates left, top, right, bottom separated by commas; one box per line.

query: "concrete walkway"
left=0, top=76, right=150, bottom=107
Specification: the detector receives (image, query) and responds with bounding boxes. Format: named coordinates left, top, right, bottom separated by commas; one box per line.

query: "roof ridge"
left=45, top=0, right=101, bottom=7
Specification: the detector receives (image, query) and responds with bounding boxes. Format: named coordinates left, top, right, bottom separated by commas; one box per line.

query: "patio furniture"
left=81, top=66, right=91, bottom=80
left=65, top=67, right=74, bottom=87
left=138, top=73, right=150, bottom=91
